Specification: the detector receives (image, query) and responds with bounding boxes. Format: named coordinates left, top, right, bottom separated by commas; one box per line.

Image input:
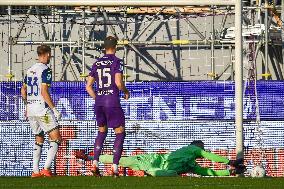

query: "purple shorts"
left=95, top=106, right=125, bottom=128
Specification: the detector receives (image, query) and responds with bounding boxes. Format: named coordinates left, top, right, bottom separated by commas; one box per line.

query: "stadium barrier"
left=0, top=81, right=283, bottom=176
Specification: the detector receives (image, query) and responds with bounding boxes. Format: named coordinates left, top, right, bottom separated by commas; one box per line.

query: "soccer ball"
left=250, top=166, right=266, bottom=177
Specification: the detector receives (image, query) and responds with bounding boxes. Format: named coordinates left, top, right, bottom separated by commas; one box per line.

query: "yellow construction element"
left=172, top=40, right=190, bottom=45
left=260, top=73, right=271, bottom=79
left=5, top=74, right=14, bottom=79
left=125, top=6, right=227, bottom=15
left=80, top=73, right=89, bottom=78
left=207, top=72, right=218, bottom=78
left=118, top=40, right=129, bottom=45
left=123, top=74, right=130, bottom=81
left=81, top=6, right=228, bottom=15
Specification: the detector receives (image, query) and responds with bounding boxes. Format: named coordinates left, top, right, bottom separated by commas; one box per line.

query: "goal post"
left=234, top=1, right=243, bottom=160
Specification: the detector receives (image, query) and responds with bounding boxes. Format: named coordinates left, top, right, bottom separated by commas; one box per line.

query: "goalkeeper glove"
left=52, top=107, right=62, bottom=121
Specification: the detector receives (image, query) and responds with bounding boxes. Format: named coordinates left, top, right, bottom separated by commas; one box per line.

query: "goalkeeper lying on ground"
left=75, top=140, right=245, bottom=177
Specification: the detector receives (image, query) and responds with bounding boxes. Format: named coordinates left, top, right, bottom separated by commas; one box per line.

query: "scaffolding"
left=0, top=1, right=282, bottom=82
left=0, top=1, right=283, bottom=81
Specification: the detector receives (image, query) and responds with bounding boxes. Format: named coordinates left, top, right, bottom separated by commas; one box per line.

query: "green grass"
left=1, top=176, right=284, bottom=189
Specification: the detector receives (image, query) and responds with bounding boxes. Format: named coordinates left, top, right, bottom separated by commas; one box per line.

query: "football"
left=250, top=166, right=266, bottom=177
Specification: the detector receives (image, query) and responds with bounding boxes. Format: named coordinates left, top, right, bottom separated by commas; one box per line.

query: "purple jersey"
left=89, top=54, right=123, bottom=107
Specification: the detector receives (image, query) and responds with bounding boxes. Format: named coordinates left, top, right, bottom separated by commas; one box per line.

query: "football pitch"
left=0, top=176, right=284, bottom=189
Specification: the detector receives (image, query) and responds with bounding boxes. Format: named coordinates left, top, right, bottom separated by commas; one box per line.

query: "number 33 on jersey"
left=24, top=63, right=52, bottom=117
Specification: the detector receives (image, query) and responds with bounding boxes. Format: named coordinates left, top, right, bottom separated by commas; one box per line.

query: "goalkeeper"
left=75, top=140, right=245, bottom=177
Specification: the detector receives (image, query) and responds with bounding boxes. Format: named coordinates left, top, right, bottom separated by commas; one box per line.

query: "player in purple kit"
left=86, top=36, right=130, bottom=177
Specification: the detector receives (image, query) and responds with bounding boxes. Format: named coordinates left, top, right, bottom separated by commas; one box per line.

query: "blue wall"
left=0, top=81, right=284, bottom=176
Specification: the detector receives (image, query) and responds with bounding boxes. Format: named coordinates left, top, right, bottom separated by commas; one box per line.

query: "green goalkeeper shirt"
left=99, top=145, right=230, bottom=177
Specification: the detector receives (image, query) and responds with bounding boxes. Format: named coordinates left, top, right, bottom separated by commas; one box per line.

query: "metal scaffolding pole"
left=16, top=41, right=78, bottom=45
left=60, top=47, right=78, bottom=81
left=102, top=8, right=119, bottom=39
left=0, top=0, right=236, bottom=6
left=81, top=8, right=87, bottom=79
left=14, top=6, right=33, bottom=42
left=184, top=18, right=206, bottom=40
left=88, top=11, right=99, bottom=41
left=220, top=10, right=229, bottom=34
left=51, top=6, right=56, bottom=81
left=14, top=40, right=241, bottom=50
left=123, top=11, right=128, bottom=81
left=35, top=6, right=49, bottom=40
left=230, top=45, right=234, bottom=80
left=264, top=0, right=269, bottom=80
left=235, top=0, right=244, bottom=159
left=7, top=6, right=13, bottom=81
left=175, top=7, right=206, bottom=40
left=129, top=44, right=158, bottom=75
left=134, top=7, right=165, bottom=41
left=257, top=0, right=262, bottom=24
left=211, top=7, right=216, bottom=80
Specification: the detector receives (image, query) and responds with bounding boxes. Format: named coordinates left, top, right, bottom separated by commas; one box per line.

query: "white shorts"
left=28, top=109, right=59, bottom=135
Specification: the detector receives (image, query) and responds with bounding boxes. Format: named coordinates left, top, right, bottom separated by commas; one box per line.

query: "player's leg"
left=42, top=128, right=61, bottom=176
left=99, top=154, right=145, bottom=177
left=229, top=158, right=244, bottom=168
left=93, top=125, right=107, bottom=166
left=92, top=106, right=108, bottom=176
left=33, top=134, right=45, bottom=176
left=38, top=109, right=61, bottom=176
left=29, top=117, right=45, bottom=178
left=229, top=163, right=246, bottom=175
left=107, top=107, right=126, bottom=177
left=118, top=156, right=139, bottom=168
left=146, top=168, right=178, bottom=177
left=192, top=165, right=231, bottom=176
left=75, top=151, right=140, bottom=169
left=113, top=126, right=125, bottom=175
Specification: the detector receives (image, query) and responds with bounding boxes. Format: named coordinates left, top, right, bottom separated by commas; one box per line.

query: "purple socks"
left=93, top=130, right=125, bottom=165
left=93, top=131, right=107, bottom=161
left=113, top=132, right=125, bottom=165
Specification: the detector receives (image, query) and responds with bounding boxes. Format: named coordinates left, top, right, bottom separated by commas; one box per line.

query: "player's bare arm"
left=21, top=84, right=27, bottom=104
left=86, top=76, right=96, bottom=100
left=41, top=84, right=61, bottom=120
left=21, top=84, right=28, bottom=118
left=41, top=84, right=55, bottom=109
left=115, top=73, right=129, bottom=100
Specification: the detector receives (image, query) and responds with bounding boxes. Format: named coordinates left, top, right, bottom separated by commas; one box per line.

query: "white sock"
left=44, top=141, right=59, bottom=170
left=33, top=142, right=43, bottom=173
left=112, top=164, right=118, bottom=173
left=93, top=160, right=99, bottom=167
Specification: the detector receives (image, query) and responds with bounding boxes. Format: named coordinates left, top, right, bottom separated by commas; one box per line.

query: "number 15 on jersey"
left=97, top=68, right=111, bottom=89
